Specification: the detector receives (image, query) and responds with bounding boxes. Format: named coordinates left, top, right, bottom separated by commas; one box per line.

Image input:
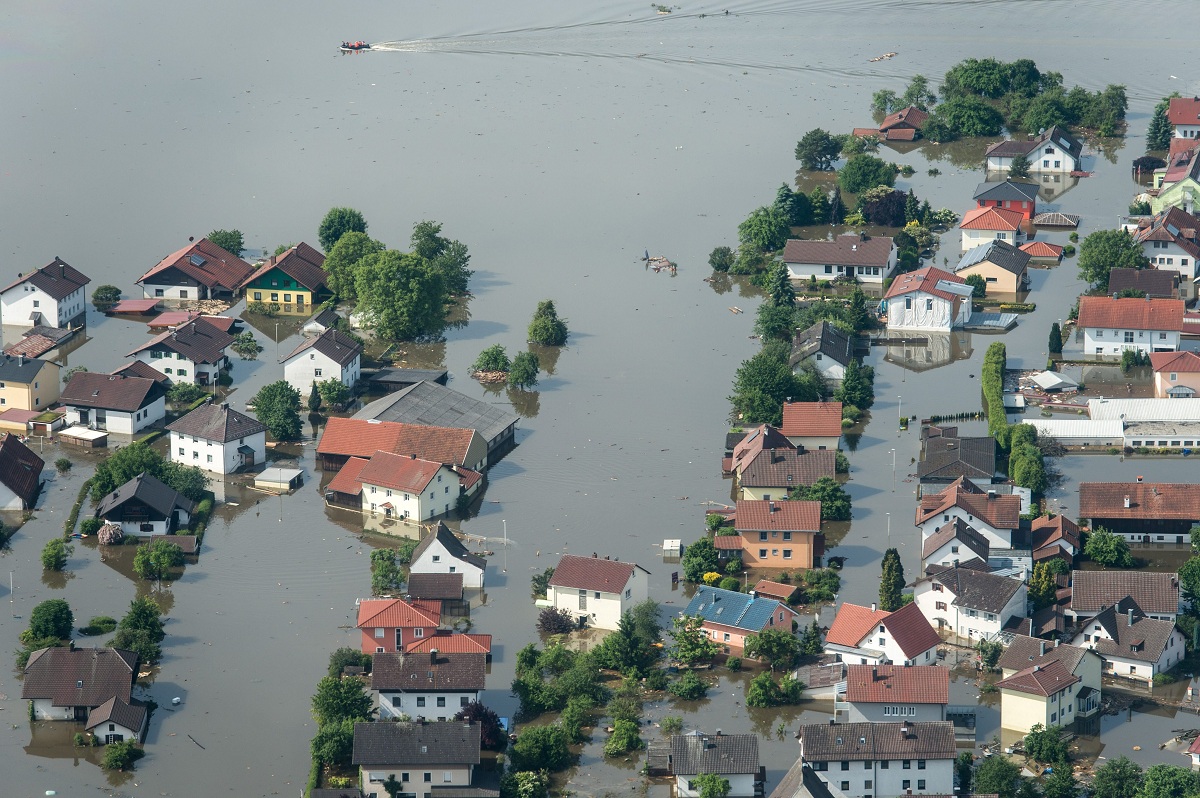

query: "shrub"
left=661, top=716, right=684, bottom=735
left=723, top=556, right=743, bottom=575
left=1063, top=244, right=1076, bottom=256
left=79, top=616, right=118, bottom=636
left=92, top=285, right=122, bottom=305
left=509, top=724, right=572, bottom=772
left=40, top=539, right=72, bottom=571
left=667, top=669, right=709, bottom=700
left=531, top=567, right=555, bottom=597
left=247, top=300, right=275, bottom=316
left=718, top=576, right=741, bottom=592
left=80, top=517, right=103, bottom=536
left=709, top=246, right=735, bottom=272
left=643, top=668, right=668, bottom=691
left=102, top=740, right=145, bottom=771
left=537, top=606, right=576, bottom=634
left=528, top=300, right=569, bottom=346
left=726, top=656, right=742, bottom=672
left=604, top=719, right=643, bottom=757
left=473, top=344, right=510, bottom=374
left=54, top=457, right=73, bottom=474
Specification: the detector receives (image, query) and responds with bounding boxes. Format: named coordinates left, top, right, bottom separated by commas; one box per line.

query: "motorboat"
left=340, top=41, right=371, bottom=52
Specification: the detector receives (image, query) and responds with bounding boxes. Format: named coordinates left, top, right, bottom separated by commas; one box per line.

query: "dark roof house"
left=782, top=234, right=894, bottom=269
left=61, top=372, right=166, bottom=413
left=0, top=433, right=45, bottom=509
left=94, top=472, right=197, bottom=522
left=955, top=239, right=1032, bottom=278
left=282, top=327, right=362, bottom=366
left=920, top=518, right=990, bottom=563
left=138, top=238, right=255, bottom=295
left=21, top=646, right=139, bottom=708
left=167, top=401, right=266, bottom=442
left=972, top=180, right=1040, bottom=204
left=371, top=651, right=487, bottom=693
left=238, top=242, right=330, bottom=293
left=669, top=731, right=760, bottom=776
left=1107, top=268, right=1180, bottom=299
left=916, top=565, right=1024, bottom=614
left=352, top=720, right=482, bottom=768
left=917, top=435, right=998, bottom=483
left=355, top=381, right=519, bottom=452
left=548, top=553, right=649, bottom=594
left=798, top=721, right=955, bottom=762
left=407, top=572, right=465, bottom=601
left=790, top=321, right=853, bottom=373
left=412, top=522, right=487, bottom=572
left=1069, top=570, right=1180, bottom=617
left=126, top=318, right=236, bottom=365
left=1, top=257, right=90, bottom=302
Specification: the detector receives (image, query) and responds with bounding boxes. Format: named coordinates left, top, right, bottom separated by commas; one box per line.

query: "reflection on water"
left=883, top=332, right=974, bottom=373
left=528, top=343, right=562, bottom=376
left=507, top=387, right=540, bottom=419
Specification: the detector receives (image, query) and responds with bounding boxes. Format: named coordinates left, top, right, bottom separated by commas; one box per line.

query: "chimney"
left=871, top=602, right=877, bottom=612
left=1054, top=639, right=1060, bottom=648
left=1040, top=641, right=1046, bottom=656
left=872, top=666, right=878, bottom=681
left=1137, top=475, right=1144, bottom=483
left=410, top=453, right=416, bottom=459
left=829, top=718, right=836, bottom=726
left=900, top=723, right=910, bottom=737
left=987, top=490, right=996, bottom=500
left=1128, top=608, right=1135, bottom=625
left=17, top=354, right=24, bottom=366
left=430, top=649, right=438, bottom=666
left=716, top=728, right=722, bottom=737
left=1124, top=495, right=1131, bottom=509
left=770, top=501, right=777, bottom=513
left=1032, top=665, right=1040, bottom=673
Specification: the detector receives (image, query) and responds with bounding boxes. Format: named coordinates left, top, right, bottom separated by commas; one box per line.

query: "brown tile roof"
left=407, top=572, right=464, bottom=600
left=1019, top=241, right=1064, bottom=259
left=1079, top=482, right=1200, bottom=520
left=1069, top=569, right=1179, bottom=616
left=1168, top=96, right=1200, bottom=126
left=914, top=565, right=1025, bottom=614
left=357, top=451, right=445, bottom=493
left=881, top=602, right=942, bottom=659
left=844, top=664, right=948, bottom=705
left=352, top=720, right=481, bottom=767
left=669, top=732, right=760, bottom=776
left=798, top=721, right=955, bottom=762
left=884, top=127, right=918, bottom=142
left=883, top=265, right=966, bottom=302
left=548, top=553, right=647, bottom=593
left=1151, top=350, right=1200, bottom=373
left=714, top=535, right=743, bottom=550
left=412, top=522, right=487, bottom=572
left=1076, top=296, right=1185, bottom=332
left=326, top=456, right=369, bottom=496
left=825, top=602, right=889, bottom=647
left=371, top=651, right=486, bottom=692
left=167, top=401, right=266, bottom=442
left=0, top=433, right=43, bottom=508
left=21, top=647, right=138, bottom=707
left=734, top=499, right=820, bottom=532
left=2, top=257, right=90, bottom=300
left=730, top=424, right=794, bottom=472
left=996, top=659, right=1079, bottom=697
left=782, top=234, right=894, bottom=268
left=739, top=448, right=836, bottom=490
left=404, top=631, right=492, bottom=656
left=1081, top=604, right=1180, bottom=662
left=880, top=106, right=929, bottom=131
left=282, top=327, right=361, bottom=366
left=997, top=635, right=1089, bottom=675
left=61, top=372, right=166, bottom=412
left=126, top=317, right=236, bottom=364
left=3, top=335, right=57, bottom=358
left=1030, top=515, right=1080, bottom=552
left=780, top=401, right=843, bottom=439
left=751, top=579, right=799, bottom=602
left=147, top=310, right=202, bottom=329
left=356, top=598, right=441, bottom=629
left=238, top=242, right=328, bottom=292
left=1107, top=268, right=1179, bottom=299
left=916, top=477, right=1020, bottom=530
left=318, top=417, right=481, bottom=466
left=112, top=360, right=170, bottom=384
left=918, top=436, right=996, bottom=482
left=959, top=206, right=1023, bottom=232
left=921, top=518, right=990, bottom=562
left=85, top=696, right=147, bottom=733
left=139, top=238, right=254, bottom=292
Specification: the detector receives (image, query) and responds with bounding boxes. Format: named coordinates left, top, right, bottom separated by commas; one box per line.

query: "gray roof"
left=738, top=448, right=837, bottom=489
left=412, top=522, right=487, bottom=572
left=370, top=367, right=450, bottom=386
left=283, top=327, right=362, bottom=367
left=769, top=760, right=836, bottom=798
left=0, top=353, right=50, bottom=384
left=798, top=721, right=955, bottom=762
left=352, top=721, right=482, bottom=767
left=918, top=436, right=997, bottom=482
left=356, top=381, right=518, bottom=445
left=998, top=635, right=1089, bottom=674
left=956, top=239, right=1031, bottom=277
left=1107, top=268, right=1179, bottom=298
left=972, top=180, right=1040, bottom=203
left=916, top=565, right=1024, bottom=614
left=166, top=401, right=266, bottom=442
left=1035, top=125, right=1083, bottom=160
left=1082, top=604, right=1180, bottom=663
left=670, top=731, right=760, bottom=776
left=790, top=321, right=853, bottom=370
left=85, top=696, right=147, bottom=734
left=94, top=473, right=196, bottom=520
left=61, top=372, right=166, bottom=412
left=1069, top=570, right=1180, bottom=616
left=407, top=572, right=465, bottom=600
left=921, top=518, right=990, bottom=563
left=371, top=651, right=486, bottom=692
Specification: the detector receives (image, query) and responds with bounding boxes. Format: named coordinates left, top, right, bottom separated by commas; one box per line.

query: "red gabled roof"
left=1030, top=514, right=1080, bottom=552
left=714, top=535, right=743, bottom=550
left=1018, top=241, right=1063, bottom=259
left=959, top=206, right=1023, bottom=232
left=844, top=664, right=948, bottom=705
left=825, top=602, right=890, bottom=648
left=326, top=456, right=370, bottom=495
left=751, top=579, right=799, bottom=602
left=1150, top=350, right=1200, bottom=373
left=356, top=598, right=440, bottom=629
left=547, top=553, right=645, bottom=593
left=882, top=265, right=966, bottom=302
left=356, top=451, right=444, bottom=494
left=404, top=631, right=492, bottom=655
left=1167, top=96, right=1200, bottom=126
left=734, top=499, right=821, bottom=533
left=138, top=238, right=254, bottom=292
left=916, top=477, right=1020, bottom=530
left=238, top=242, right=328, bottom=292
left=880, top=602, right=941, bottom=659
left=880, top=106, right=929, bottom=131
left=996, top=659, right=1079, bottom=698
left=780, top=401, right=843, bottom=438
left=318, top=417, right=478, bottom=466
left=1076, top=296, right=1185, bottom=332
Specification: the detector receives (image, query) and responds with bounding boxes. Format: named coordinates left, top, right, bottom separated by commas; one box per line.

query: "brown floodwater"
left=3, top=0, right=1200, bottom=795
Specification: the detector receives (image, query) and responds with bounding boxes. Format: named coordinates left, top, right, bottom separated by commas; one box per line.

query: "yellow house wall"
left=1154, top=369, right=1200, bottom=398
left=0, top=362, right=60, bottom=411
left=247, top=287, right=315, bottom=314
left=1000, top=688, right=1050, bottom=733
left=958, top=261, right=1021, bottom=294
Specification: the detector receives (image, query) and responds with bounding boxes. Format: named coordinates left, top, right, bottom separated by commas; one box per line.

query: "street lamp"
left=897, top=395, right=902, bottom=421
left=275, top=322, right=280, bottom=361
left=889, top=448, right=896, bottom=492
left=886, top=512, right=891, bottom=547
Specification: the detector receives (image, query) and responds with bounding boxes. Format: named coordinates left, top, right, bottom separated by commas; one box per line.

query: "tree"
left=604, top=719, right=643, bottom=756
left=794, top=476, right=852, bottom=521
left=1009, top=443, right=1048, bottom=494
left=1137, top=765, right=1200, bottom=798
left=167, top=382, right=207, bottom=405
left=667, top=669, right=708, bottom=700
left=206, top=229, right=244, bottom=256
left=537, top=606, right=575, bottom=634
left=324, top=230, right=385, bottom=301
left=29, top=599, right=73, bottom=640
left=92, top=285, right=121, bottom=306
left=767, top=262, right=795, bottom=307
left=977, top=638, right=1004, bottom=670
left=308, top=383, right=323, bottom=413
left=113, top=596, right=165, bottom=665
left=1029, top=560, right=1066, bottom=610
left=828, top=186, right=847, bottom=225
left=318, top=207, right=368, bottom=252
left=354, top=249, right=448, bottom=340
left=501, top=770, right=550, bottom=798
left=833, top=358, right=875, bottom=410
left=1078, top=229, right=1150, bottom=290
left=878, top=548, right=905, bottom=611
left=795, top=128, right=842, bottom=171
left=670, top=615, right=718, bottom=665
left=744, top=628, right=801, bottom=670
left=370, top=548, right=403, bottom=596
left=729, top=344, right=820, bottom=426
left=328, top=647, right=372, bottom=677
left=904, top=189, right=920, bottom=224
left=871, top=89, right=899, bottom=114
left=838, top=154, right=896, bottom=194
left=1085, top=526, right=1134, bottom=568
left=861, top=189, right=907, bottom=227
left=901, top=75, right=937, bottom=110
left=411, top=220, right=473, bottom=296
left=101, top=740, right=145, bottom=771
left=682, top=538, right=720, bottom=583
left=594, top=610, right=660, bottom=675
left=528, top=300, right=569, bottom=346
left=473, top=344, right=511, bottom=373
left=455, top=701, right=507, bottom=750
left=250, top=381, right=302, bottom=440
left=709, top=246, right=735, bottom=272
left=1042, top=767, right=1079, bottom=798
left=1091, top=756, right=1143, bottom=798
left=846, top=288, right=870, bottom=333
left=1148, top=98, right=1173, bottom=152
left=311, top=717, right=356, bottom=768
left=311, top=674, right=373, bottom=727
left=509, top=724, right=572, bottom=772
left=1008, top=154, right=1031, bottom=179
left=738, top=206, right=790, bottom=253
left=746, top=671, right=805, bottom=707
left=809, top=188, right=830, bottom=225
left=508, top=351, right=540, bottom=390
left=316, top=378, right=351, bottom=410
left=231, top=330, right=263, bottom=359
left=800, top=620, right=824, bottom=655
left=964, top=273, right=987, bottom=298
left=925, top=96, right=1005, bottom=140
left=1048, top=322, right=1063, bottom=354
left=40, top=539, right=72, bottom=571
left=974, top=755, right=1021, bottom=798
left=1025, top=723, right=1069, bottom=763
left=133, top=540, right=185, bottom=581
left=694, top=773, right=732, bottom=798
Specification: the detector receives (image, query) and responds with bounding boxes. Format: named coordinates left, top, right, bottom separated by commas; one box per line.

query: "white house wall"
left=961, top=228, right=1023, bottom=252
left=676, top=773, right=757, bottom=798
left=546, top=568, right=647, bottom=631
left=64, top=399, right=164, bottom=435
left=0, top=482, right=22, bottom=511
left=133, top=351, right=222, bottom=385
left=284, top=350, right=361, bottom=394
left=170, top=430, right=266, bottom=474
left=1082, top=327, right=1180, bottom=357
left=887, top=293, right=957, bottom=333
left=1, top=284, right=85, bottom=329
left=410, top=538, right=485, bottom=588
left=377, top=690, right=481, bottom=721
left=805, top=757, right=953, bottom=798
left=1140, top=241, right=1196, bottom=299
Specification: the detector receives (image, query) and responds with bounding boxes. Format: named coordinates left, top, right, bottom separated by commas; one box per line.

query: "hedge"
left=981, top=342, right=1009, bottom=449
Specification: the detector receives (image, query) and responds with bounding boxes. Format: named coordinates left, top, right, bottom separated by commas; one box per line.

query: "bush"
left=92, top=285, right=122, bottom=305
left=667, top=669, right=709, bottom=700
left=246, top=300, right=275, bottom=316
left=54, top=457, right=72, bottom=474
left=661, top=716, right=683, bottom=735
left=643, top=668, right=668, bottom=691
left=537, top=606, right=576, bottom=634
left=604, top=719, right=643, bottom=757
left=80, top=517, right=103, bottom=536
left=1063, top=244, right=1076, bottom=256
left=473, top=344, right=511, bottom=374
left=709, top=246, right=735, bottom=272
left=133, top=539, right=185, bottom=581
left=102, top=740, right=145, bottom=771
left=509, top=724, right=572, bottom=772
left=528, top=300, right=569, bottom=346
left=531, top=567, right=555, bottom=597
left=78, top=616, right=118, bottom=636
left=328, top=647, right=372, bottom=677
left=40, top=539, right=72, bottom=571
left=718, top=576, right=741, bottom=592
left=839, top=154, right=897, bottom=193
left=727, top=656, right=742, bottom=672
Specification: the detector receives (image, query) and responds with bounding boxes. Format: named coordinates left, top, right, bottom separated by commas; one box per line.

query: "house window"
left=918, top=780, right=926, bottom=790
left=178, top=448, right=184, bottom=455
left=841, top=783, right=850, bottom=792
left=918, top=760, right=926, bottom=770
left=625, top=588, right=631, bottom=599
left=759, top=531, right=768, bottom=542
left=905, top=297, right=912, bottom=310
left=903, top=780, right=911, bottom=790
left=437, top=697, right=446, bottom=707
left=935, top=601, right=947, bottom=611
left=314, top=369, right=323, bottom=377
left=180, top=290, right=188, bottom=299
left=461, top=696, right=470, bottom=707
left=825, top=265, right=832, bottom=274
left=155, top=289, right=164, bottom=297
left=444, top=772, right=453, bottom=783
left=783, top=549, right=792, bottom=559
left=723, top=633, right=731, bottom=642
left=414, top=628, right=424, bottom=638
left=253, top=292, right=262, bottom=300
left=1095, top=330, right=1102, bottom=337
left=903, top=760, right=911, bottom=769
left=880, top=761, right=889, bottom=769
left=271, top=293, right=279, bottom=301
left=375, top=628, right=384, bottom=638
left=759, top=549, right=767, bottom=558
left=417, top=697, right=426, bottom=707
left=1124, top=331, right=1134, bottom=343
left=933, top=583, right=943, bottom=592
left=432, top=555, right=440, bottom=563
left=31, top=300, right=39, bottom=308
left=925, top=299, right=933, bottom=311
left=206, top=455, right=213, bottom=463
left=424, top=773, right=432, bottom=783
left=1172, top=373, right=1178, bottom=381
left=783, top=531, right=792, bottom=541
left=284, top=294, right=292, bottom=302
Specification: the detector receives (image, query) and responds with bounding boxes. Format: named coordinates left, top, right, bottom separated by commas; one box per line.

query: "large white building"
left=796, top=721, right=956, bottom=798
left=125, top=317, right=235, bottom=385
left=984, top=126, right=1083, bottom=174
left=1077, top=295, right=1184, bottom=358
left=0, top=257, right=90, bottom=329
left=882, top=266, right=973, bottom=332
left=167, top=401, right=267, bottom=474
left=409, top=522, right=487, bottom=589
left=60, top=372, right=166, bottom=435
left=911, top=564, right=1027, bottom=642
left=281, top=327, right=362, bottom=394
left=1070, top=605, right=1186, bottom=683
left=781, top=233, right=895, bottom=284
left=370, top=651, right=485, bottom=722
left=545, top=553, right=650, bottom=631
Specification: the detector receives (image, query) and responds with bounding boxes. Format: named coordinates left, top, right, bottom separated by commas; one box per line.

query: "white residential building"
left=545, top=553, right=651, bottom=631
left=60, top=372, right=166, bottom=435
left=790, top=321, right=853, bottom=382
left=1128, top=207, right=1200, bottom=300
left=671, top=732, right=761, bottom=798
left=409, top=522, right=487, bottom=589
left=166, top=401, right=267, bottom=474
left=0, top=258, right=90, bottom=329
left=1077, top=296, right=1183, bottom=358
left=911, top=565, right=1027, bottom=642
left=797, top=721, right=956, bottom=798
left=282, top=327, right=362, bottom=394
left=1070, top=605, right=1186, bottom=683
left=370, top=651, right=485, bottom=722
left=823, top=602, right=941, bottom=667
left=781, top=233, right=896, bottom=284
left=984, top=126, right=1083, bottom=174
left=915, top=477, right=1021, bottom=551
left=1169, top=97, right=1200, bottom=140
left=125, top=318, right=234, bottom=385
left=882, top=266, right=973, bottom=332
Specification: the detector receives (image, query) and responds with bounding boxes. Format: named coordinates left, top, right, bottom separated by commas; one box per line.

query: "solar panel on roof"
left=189, top=254, right=206, bottom=267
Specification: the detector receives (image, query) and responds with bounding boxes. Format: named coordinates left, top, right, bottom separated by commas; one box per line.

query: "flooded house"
left=1069, top=604, right=1186, bottom=683
left=682, top=585, right=799, bottom=655
left=1077, top=479, right=1200, bottom=543
left=1076, top=296, right=1184, bottom=357
left=22, top=646, right=146, bottom=744
left=910, top=564, right=1027, bottom=642
left=409, top=523, right=487, bottom=589
left=954, top=239, right=1032, bottom=295
left=958, top=206, right=1026, bottom=252
left=0, top=354, right=59, bottom=411
left=125, top=317, right=235, bottom=386
left=1067, top=569, right=1182, bottom=623
left=823, top=601, right=940, bottom=667
left=94, top=472, right=195, bottom=536
left=0, top=257, right=90, bottom=329
left=882, top=266, right=973, bottom=332
left=166, top=400, right=267, bottom=474
left=60, top=372, right=166, bottom=434
left=835, top=664, right=949, bottom=724
left=728, top=499, right=823, bottom=570
left=544, top=553, right=650, bottom=631
left=781, top=233, right=896, bottom=285
left=281, top=327, right=362, bottom=394
left=237, top=242, right=331, bottom=314
left=984, top=126, right=1082, bottom=174
left=790, top=320, right=854, bottom=383
left=0, top=432, right=44, bottom=510
left=351, top=720, right=482, bottom=798
left=324, top=450, right=482, bottom=523
left=794, top=720, right=956, bottom=798
left=1150, top=350, right=1200, bottom=398
left=317, top=417, right=488, bottom=473
left=137, top=238, right=254, bottom=302
left=669, top=731, right=762, bottom=798
left=996, top=636, right=1102, bottom=733
left=355, top=597, right=442, bottom=656
left=780, top=401, right=843, bottom=451
left=371, top=651, right=486, bottom=721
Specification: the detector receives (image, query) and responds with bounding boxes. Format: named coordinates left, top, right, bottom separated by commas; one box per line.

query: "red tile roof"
left=882, top=265, right=966, bottom=302
left=884, top=127, right=919, bottom=142
left=916, top=477, right=1020, bottom=530
left=404, top=631, right=492, bottom=655
left=4, top=335, right=57, bottom=358
left=1018, top=241, right=1063, bottom=259
left=1170, top=137, right=1197, bottom=160
left=959, top=206, right=1023, bottom=232
left=139, top=238, right=255, bottom=292
left=21, top=647, right=138, bottom=708
left=318, top=417, right=479, bottom=466
left=996, top=659, right=1079, bottom=697
left=730, top=424, right=793, bottom=471
left=751, top=579, right=799, bottom=602
left=357, top=451, right=444, bottom=493
left=239, top=242, right=329, bottom=292
left=734, top=499, right=821, bottom=532
left=1150, top=350, right=1200, bottom=374
left=825, top=602, right=890, bottom=647
left=1079, top=482, right=1200, bottom=520
left=148, top=310, right=201, bottom=328
left=547, top=553, right=646, bottom=593
left=1076, top=296, right=1185, bottom=332
left=880, top=106, right=929, bottom=131
left=1030, top=514, right=1080, bottom=552
left=782, top=234, right=894, bottom=268
left=714, top=535, right=743, bottom=550
left=356, top=598, right=440, bottom=629
left=844, top=664, right=948, bottom=705
left=881, top=601, right=942, bottom=659
left=780, top=401, right=843, bottom=438
left=327, top=456, right=369, bottom=495
left=1167, top=97, right=1200, bottom=126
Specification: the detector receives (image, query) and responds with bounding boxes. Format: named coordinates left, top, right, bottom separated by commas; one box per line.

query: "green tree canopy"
left=682, top=538, right=720, bottom=583
left=923, top=96, right=1006, bottom=141
left=694, top=773, right=732, bottom=798
left=744, top=628, right=801, bottom=671
left=1024, top=723, right=1069, bottom=763
left=839, top=154, right=896, bottom=194
left=250, top=381, right=303, bottom=440
left=411, top=220, right=473, bottom=296
left=311, top=675, right=374, bottom=728
left=737, top=206, right=791, bottom=253
left=324, top=230, right=385, bottom=301
left=206, top=229, right=244, bottom=256
left=794, top=128, right=842, bottom=171
left=709, top=246, right=735, bottom=272
left=354, top=249, right=448, bottom=340
left=1148, top=97, right=1175, bottom=152
left=809, top=188, right=831, bottom=225
left=316, top=378, right=351, bottom=410
left=133, top=539, right=185, bottom=581
left=767, top=262, right=796, bottom=307
left=974, top=755, right=1021, bottom=798
left=1084, top=526, right=1134, bottom=568
left=729, top=343, right=822, bottom=426
left=509, top=724, right=572, bottom=772
left=311, top=716, right=356, bottom=769
left=528, top=300, right=569, bottom=346
left=1048, top=322, right=1063, bottom=354
left=833, top=358, right=875, bottom=410
left=328, top=647, right=372, bottom=678
left=794, top=476, right=852, bottom=520
left=474, top=344, right=511, bottom=373
left=113, top=596, right=165, bottom=665
left=41, top=539, right=72, bottom=571
left=508, top=351, right=540, bottom=390
left=1077, top=229, right=1150, bottom=290
left=92, top=285, right=121, bottom=305
left=90, top=442, right=210, bottom=502
left=29, top=599, right=74, bottom=640
left=878, top=548, right=905, bottom=611
left=318, top=207, right=368, bottom=252
left=231, top=330, right=263, bottom=360
left=370, top=548, right=404, bottom=596
left=670, top=615, right=719, bottom=665
left=1136, top=764, right=1200, bottom=798
left=1091, top=756, right=1143, bottom=798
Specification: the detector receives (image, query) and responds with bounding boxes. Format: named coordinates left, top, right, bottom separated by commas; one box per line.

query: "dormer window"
left=76, top=680, right=83, bottom=688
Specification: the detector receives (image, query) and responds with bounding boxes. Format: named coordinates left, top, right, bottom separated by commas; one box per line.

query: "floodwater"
left=4, top=0, right=1200, bottom=794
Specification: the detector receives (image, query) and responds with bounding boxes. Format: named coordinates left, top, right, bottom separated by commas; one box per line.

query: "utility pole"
left=889, top=448, right=896, bottom=492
